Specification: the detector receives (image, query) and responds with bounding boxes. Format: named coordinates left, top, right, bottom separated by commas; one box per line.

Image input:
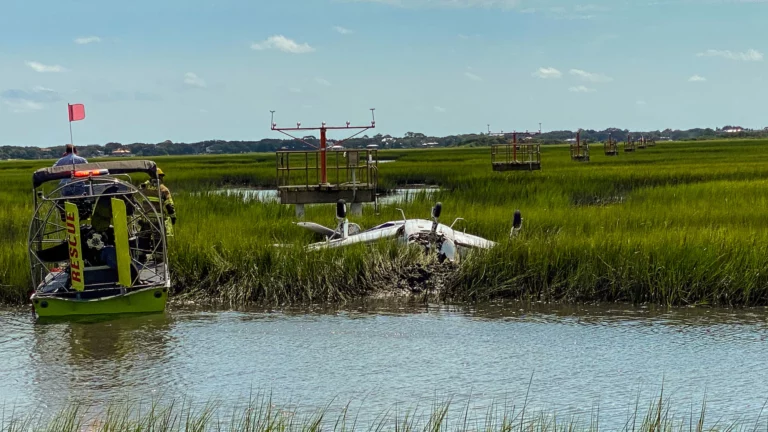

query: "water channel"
left=208, top=186, right=441, bottom=206
left=2, top=302, right=768, bottom=428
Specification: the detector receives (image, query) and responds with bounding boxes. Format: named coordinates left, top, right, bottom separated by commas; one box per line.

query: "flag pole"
left=68, top=104, right=74, bottom=145
left=67, top=104, right=75, bottom=175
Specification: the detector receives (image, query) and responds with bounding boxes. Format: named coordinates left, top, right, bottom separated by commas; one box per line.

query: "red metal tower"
left=271, top=109, right=376, bottom=184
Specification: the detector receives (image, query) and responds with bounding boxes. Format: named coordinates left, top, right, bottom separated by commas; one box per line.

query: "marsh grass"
left=0, top=392, right=762, bottom=432
left=4, top=139, right=768, bottom=306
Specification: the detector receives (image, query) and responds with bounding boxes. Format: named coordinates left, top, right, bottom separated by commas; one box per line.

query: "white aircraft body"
left=294, top=201, right=521, bottom=263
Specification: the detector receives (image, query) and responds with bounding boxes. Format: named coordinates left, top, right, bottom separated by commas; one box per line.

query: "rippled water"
left=207, top=186, right=440, bottom=206
left=2, top=303, right=768, bottom=428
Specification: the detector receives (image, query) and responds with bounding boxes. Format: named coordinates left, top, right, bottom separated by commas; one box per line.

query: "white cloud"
left=3, top=100, right=44, bottom=113
left=533, top=67, right=562, bottom=79
left=1, top=86, right=61, bottom=113
left=333, top=26, right=353, bottom=35
left=688, top=75, right=706, bottom=82
left=696, top=49, right=763, bottom=61
left=464, top=71, right=482, bottom=81
left=251, top=35, right=315, bottom=54
left=636, top=100, right=646, bottom=105
left=25, top=61, right=66, bottom=73
left=289, top=87, right=302, bottom=93
left=569, top=85, right=595, bottom=93
left=74, top=36, right=101, bottom=45
left=569, top=69, right=613, bottom=82
left=315, top=77, right=331, bottom=86
left=434, top=106, right=447, bottom=113
left=183, top=72, right=206, bottom=88
left=574, top=4, right=609, bottom=12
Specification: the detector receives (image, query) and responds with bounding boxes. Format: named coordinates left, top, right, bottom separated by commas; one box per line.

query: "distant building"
left=422, top=142, right=439, bottom=147
left=366, top=144, right=379, bottom=149
left=112, top=148, right=132, bottom=157
left=330, top=145, right=344, bottom=151
left=723, top=127, right=744, bottom=133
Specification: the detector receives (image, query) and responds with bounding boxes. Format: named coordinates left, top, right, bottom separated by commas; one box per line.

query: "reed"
left=0, top=392, right=760, bottom=432
left=3, top=139, right=768, bottom=306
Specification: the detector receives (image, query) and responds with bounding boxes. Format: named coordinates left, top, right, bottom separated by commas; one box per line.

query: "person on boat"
left=141, top=168, right=176, bottom=234
left=54, top=144, right=89, bottom=196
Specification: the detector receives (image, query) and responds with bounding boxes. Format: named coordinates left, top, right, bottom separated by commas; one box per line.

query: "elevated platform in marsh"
left=278, top=183, right=376, bottom=204
left=570, top=143, right=590, bottom=163
left=491, top=143, right=541, bottom=172
left=275, top=149, right=379, bottom=215
left=492, top=162, right=541, bottom=172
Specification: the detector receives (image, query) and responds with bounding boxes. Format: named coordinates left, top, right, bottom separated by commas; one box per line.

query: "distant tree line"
left=3, top=126, right=767, bottom=160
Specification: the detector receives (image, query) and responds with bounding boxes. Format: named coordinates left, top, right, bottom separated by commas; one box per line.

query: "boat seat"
left=35, top=241, right=69, bottom=263
left=83, top=263, right=140, bottom=289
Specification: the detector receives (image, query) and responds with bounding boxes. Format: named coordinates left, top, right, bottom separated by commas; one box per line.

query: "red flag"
left=68, top=104, right=85, bottom=122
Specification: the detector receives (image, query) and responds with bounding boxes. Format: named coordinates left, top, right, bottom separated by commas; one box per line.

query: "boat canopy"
left=32, top=160, right=159, bottom=188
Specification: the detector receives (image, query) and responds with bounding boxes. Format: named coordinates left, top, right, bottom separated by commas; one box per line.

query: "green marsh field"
left=3, top=139, right=768, bottom=306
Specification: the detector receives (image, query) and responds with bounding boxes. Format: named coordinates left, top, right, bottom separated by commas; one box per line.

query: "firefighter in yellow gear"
left=141, top=168, right=176, bottom=236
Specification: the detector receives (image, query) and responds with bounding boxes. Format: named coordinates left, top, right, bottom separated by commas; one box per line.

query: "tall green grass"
left=1, top=392, right=761, bottom=432
left=4, top=139, right=768, bottom=306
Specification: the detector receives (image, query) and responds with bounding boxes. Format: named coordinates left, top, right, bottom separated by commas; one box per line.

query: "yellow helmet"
left=157, top=168, right=165, bottom=177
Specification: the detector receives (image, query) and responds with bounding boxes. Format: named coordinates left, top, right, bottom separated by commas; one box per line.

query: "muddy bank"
left=371, top=262, right=458, bottom=297
left=168, top=256, right=463, bottom=307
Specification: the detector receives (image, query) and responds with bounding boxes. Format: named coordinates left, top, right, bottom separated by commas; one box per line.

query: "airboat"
left=28, top=161, right=171, bottom=317
left=294, top=200, right=522, bottom=263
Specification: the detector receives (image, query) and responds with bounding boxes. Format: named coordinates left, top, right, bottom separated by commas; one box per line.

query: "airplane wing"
left=295, top=222, right=336, bottom=238
left=452, top=231, right=496, bottom=249
left=306, top=224, right=403, bottom=250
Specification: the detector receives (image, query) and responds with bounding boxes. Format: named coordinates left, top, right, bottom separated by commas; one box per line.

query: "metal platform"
left=604, top=135, right=619, bottom=156
left=624, top=139, right=637, bottom=152
left=492, top=161, right=542, bottom=171
left=569, top=131, right=590, bottom=162
left=276, top=149, right=378, bottom=216
left=491, top=143, right=541, bottom=172
left=278, top=184, right=376, bottom=204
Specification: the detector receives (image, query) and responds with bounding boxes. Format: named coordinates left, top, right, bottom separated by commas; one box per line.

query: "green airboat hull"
left=31, top=286, right=168, bottom=317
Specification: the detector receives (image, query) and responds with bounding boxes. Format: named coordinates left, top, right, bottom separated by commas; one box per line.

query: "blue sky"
left=0, top=0, right=765, bottom=146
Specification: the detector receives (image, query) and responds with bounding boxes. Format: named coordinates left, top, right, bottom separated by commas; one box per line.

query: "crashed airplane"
left=294, top=200, right=522, bottom=263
